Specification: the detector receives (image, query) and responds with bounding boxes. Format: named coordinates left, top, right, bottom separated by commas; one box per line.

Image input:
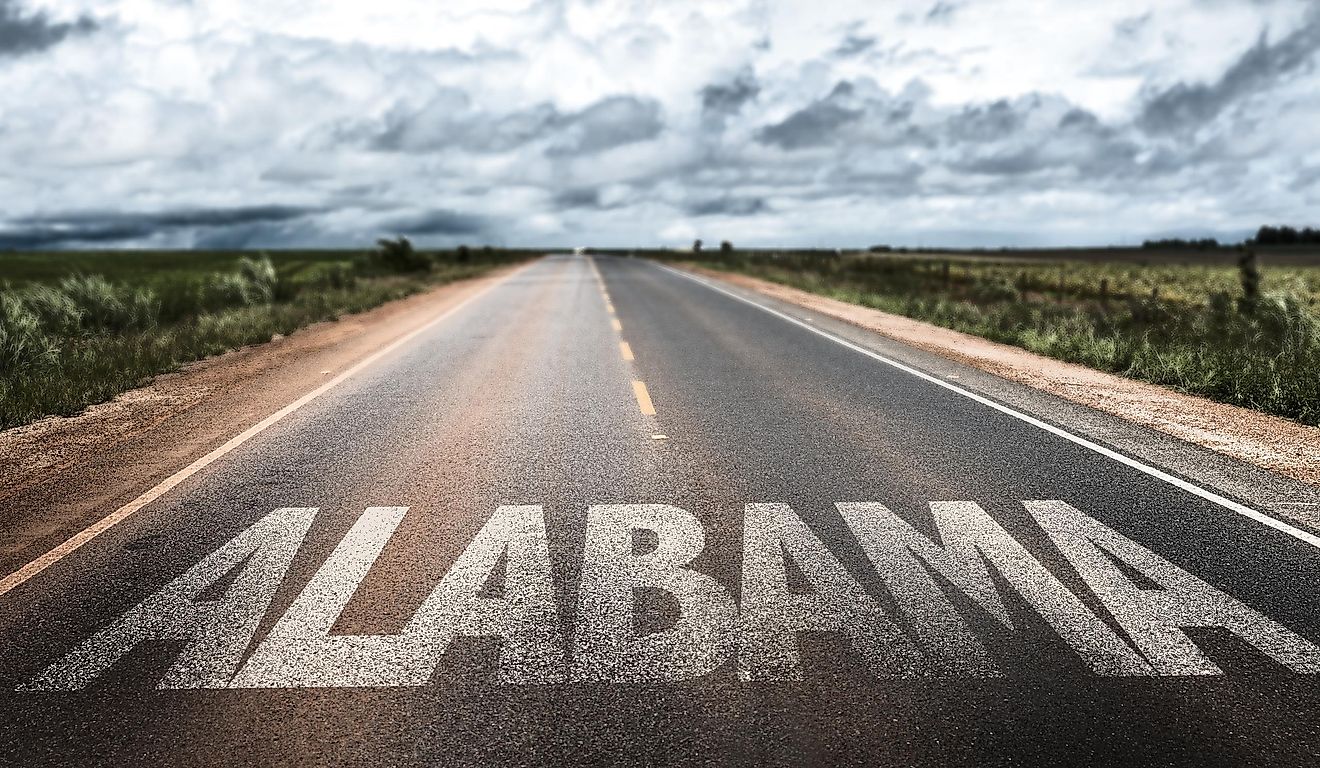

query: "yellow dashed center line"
left=590, top=255, right=660, bottom=422
left=631, top=380, right=657, bottom=416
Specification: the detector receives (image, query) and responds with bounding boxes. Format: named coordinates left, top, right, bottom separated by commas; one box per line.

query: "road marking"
left=574, top=505, right=737, bottom=681
left=655, top=262, right=1320, bottom=551
left=233, top=505, right=565, bottom=687
left=24, top=507, right=318, bottom=691
left=29, top=500, right=1320, bottom=690
left=590, top=256, right=659, bottom=428
left=652, top=434, right=668, bottom=440
left=0, top=261, right=537, bottom=601
left=632, top=380, right=656, bottom=416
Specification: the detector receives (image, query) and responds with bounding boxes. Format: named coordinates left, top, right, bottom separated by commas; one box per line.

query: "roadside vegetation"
left=0, top=240, right=529, bottom=429
left=657, top=247, right=1320, bottom=426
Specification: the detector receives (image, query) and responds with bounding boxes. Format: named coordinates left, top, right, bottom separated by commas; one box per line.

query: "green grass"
left=663, top=250, right=1320, bottom=427
left=0, top=246, right=531, bottom=429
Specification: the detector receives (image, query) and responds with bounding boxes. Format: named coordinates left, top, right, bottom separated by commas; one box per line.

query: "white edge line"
left=0, top=260, right=537, bottom=599
left=655, top=262, right=1320, bottom=551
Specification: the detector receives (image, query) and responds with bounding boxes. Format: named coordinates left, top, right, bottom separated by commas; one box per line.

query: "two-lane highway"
left=3, top=254, right=1320, bottom=766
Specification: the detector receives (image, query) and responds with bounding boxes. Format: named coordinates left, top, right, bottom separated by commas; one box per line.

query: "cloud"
left=546, top=95, right=664, bottom=156
left=363, top=93, right=662, bottom=157
left=945, top=99, right=1026, bottom=143
left=686, top=196, right=768, bottom=216
left=0, top=0, right=97, bottom=58
left=0, top=206, right=322, bottom=249
left=378, top=209, right=486, bottom=237
left=700, top=71, right=760, bottom=119
left=834, top=33, right=876, bottom=58
left=757, top=83, right=863, bottom=150
left=368, top=95, right=562, bottom=155
left=553, top=188, right=603, bottom=209
left=1139, top=9, right=1320, bottom=133
left=2, top=1, right=1319, bottom=250
left=925, top=1, right=961, bottom=24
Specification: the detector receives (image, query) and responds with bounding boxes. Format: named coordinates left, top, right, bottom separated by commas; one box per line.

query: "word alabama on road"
left=28, top=500, right=1320, bottom=691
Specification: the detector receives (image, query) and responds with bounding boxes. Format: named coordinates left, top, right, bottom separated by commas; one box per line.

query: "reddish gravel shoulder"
left=689, top=265, right=1320, bottom=487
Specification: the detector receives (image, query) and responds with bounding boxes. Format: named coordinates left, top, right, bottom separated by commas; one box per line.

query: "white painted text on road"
left=25, top=501, right=1320, bottom=690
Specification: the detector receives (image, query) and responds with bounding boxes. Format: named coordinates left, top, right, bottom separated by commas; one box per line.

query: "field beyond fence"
left=0, top=242, right=531, bottom=429
left=646, top=248, right=1320, bottom=427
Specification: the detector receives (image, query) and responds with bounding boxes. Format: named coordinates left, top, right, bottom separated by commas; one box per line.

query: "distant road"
left=3, top=254, right=1320, bottom=766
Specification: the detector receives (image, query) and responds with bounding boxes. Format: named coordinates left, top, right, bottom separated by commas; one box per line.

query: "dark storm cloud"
left=378, top=209, right=486, bottom=236
left=834, top=33, right=876, bottom=58
left=365, top=94, right=661, bottom=157
left=370, top=97, right=559, bottom=155
left=686, top=196, right=768, bottom=216
left=1059, top=107, right=1102, bottom=130
left=700, top=71, right=760, bottom=117
left=956, top=149, right=1052, bottom=176
left=945, top=99, right=1026, bottom=143
left=547, top=95, right=664, bottom=156
left=945, top=98, right=1144, bottom=180
left=1139, top=10, right=1320, bottom=133
left=0, top=0, right=97, bottom=57
left=553, top=188, right=603, bottom=209
left=757, top=83, right=862, bottom=150
left=925, top=1, right=962, bottom=23
left=0, top=205, right=321, bottom=249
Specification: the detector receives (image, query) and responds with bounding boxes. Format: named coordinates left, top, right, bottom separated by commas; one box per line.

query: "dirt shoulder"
left=687, top=265, right=1320, bottom=488
left=0, top=264, right=526, bottom=568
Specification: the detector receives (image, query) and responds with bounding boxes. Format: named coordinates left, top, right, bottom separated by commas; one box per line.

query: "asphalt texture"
left=2, top=254, right=1320, bottom=766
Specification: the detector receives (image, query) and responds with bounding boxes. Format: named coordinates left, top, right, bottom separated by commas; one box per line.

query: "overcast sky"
left=1, top=0, right=1318, bottom=249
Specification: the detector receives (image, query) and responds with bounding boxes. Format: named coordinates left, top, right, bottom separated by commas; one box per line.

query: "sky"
left=1, top=0, right=1318, bottom=250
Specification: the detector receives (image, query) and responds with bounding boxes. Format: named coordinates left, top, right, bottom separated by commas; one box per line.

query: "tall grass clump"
left=58, top=274, right=160, bottom=331
left=0, top=293, right=57, bottom=371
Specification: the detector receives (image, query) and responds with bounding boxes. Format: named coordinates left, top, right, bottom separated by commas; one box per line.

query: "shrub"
left=325, top=263, right=355, bottom=290
left=1238, top=251, right=1260, bottom=314
left=374, top=236, right=431, bottom=272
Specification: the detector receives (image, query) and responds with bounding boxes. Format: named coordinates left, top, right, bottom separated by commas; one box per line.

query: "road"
left=3, top=253, right=1320, bottom=766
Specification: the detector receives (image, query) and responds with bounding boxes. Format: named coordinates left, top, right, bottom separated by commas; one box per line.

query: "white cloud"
left=1, top=0, right=1318, bottom=248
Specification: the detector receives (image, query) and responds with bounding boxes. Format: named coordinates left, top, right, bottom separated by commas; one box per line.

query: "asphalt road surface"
left=3, top=254, right=1320, bottom=766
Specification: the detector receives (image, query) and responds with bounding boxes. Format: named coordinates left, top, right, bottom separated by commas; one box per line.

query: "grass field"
left=0, top=244, right=530, bottom=429
left=653, top=248, right=1320, bottom=426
